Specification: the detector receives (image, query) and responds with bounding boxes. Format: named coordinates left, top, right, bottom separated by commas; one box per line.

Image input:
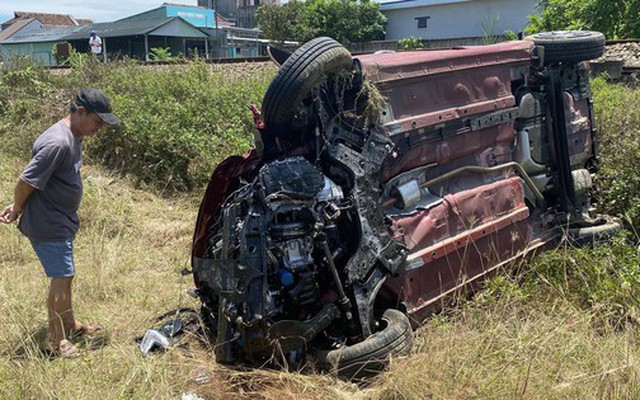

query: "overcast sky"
left=0, top=1, right=199, bottom=25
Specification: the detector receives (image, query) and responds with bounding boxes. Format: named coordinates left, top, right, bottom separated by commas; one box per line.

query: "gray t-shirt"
left=18, top=120, right=83, bottom=241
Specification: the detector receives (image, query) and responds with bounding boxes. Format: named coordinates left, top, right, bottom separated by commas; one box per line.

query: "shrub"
left=88, top=60, right=275, bottom=191
left=397, top=37, right=423, bottom=50
left=0, top=58, right=276, bottom=192
left=503, top=30, right=518, bottom=41
left=0, top=57, right=62, bottom=158
left=149, top=47, right=177, bottom=62
left=591, top=77, right=640, bottom=226
left=523, top=236, right=640, bottom=329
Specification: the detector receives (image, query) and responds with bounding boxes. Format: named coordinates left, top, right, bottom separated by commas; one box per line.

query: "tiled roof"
left=217, top=15, right=234, bottom=27
left=10, top=12, right=91, bottom=28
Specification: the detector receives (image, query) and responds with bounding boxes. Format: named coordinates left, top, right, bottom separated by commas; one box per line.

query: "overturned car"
left=191, top=32, right=619, bottom=379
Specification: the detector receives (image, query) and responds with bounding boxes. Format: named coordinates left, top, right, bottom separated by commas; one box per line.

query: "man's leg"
left=31, top=239, right=79, bottom=355
left=47, top=276, right=76, bottom=344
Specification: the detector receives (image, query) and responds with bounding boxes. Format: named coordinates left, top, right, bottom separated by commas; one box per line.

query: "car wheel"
left=566, top=214, right=622, bottom=246
left=525, top=31, right=605, bottom=65
left=312, top=309, right=413, bottom=380
left=261, top=37, right=352, bottom=144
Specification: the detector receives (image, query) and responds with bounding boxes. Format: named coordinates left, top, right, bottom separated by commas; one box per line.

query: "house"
left=0, top=15, right=210, bottom=65
left=123, top=3, right=218, bottom=28
left=0, top=3, right=264, bottom=65
left=380, top=0, right=537, bottom=41
left=118, top=3, right=236, bottom=56
left=105, top=3, right=235, bottom=56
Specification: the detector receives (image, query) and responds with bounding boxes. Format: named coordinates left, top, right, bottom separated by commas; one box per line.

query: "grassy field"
left=2, top=60, right=640, bottom=399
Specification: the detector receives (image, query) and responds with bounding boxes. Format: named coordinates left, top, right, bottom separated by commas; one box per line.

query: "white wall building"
left=380, top=0, right=538, bottom=41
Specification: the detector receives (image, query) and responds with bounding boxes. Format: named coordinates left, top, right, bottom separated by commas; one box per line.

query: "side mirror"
left=267, top=44, right=292, bottom=66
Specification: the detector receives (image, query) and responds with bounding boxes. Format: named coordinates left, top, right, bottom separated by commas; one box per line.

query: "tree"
left=526, top=0, right=640, bottom=39
left=256, top=0, right=386, bottom=43
left=255, top=0, right=306, bottom=43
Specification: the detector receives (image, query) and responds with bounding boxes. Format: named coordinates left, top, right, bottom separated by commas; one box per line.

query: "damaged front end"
left=192, top=150, right=405, bottom=370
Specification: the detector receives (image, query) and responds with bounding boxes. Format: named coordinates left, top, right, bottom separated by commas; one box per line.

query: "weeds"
left=0, top=58, right=276, bottom=192
left=397, top=37, right=424, bottom=50
left=591, top=76, right=640, bottom=226
left=149, top=47, right=178, bottom=62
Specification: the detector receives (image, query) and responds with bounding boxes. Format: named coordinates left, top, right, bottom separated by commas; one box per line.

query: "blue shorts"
left=30, top=239, right=76, bottom=278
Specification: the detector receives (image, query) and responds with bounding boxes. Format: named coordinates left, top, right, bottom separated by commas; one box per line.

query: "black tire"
left=566, top=214, right=622, bottom=246
left=262, top=37, right=352, bottom=143
left=525, top=31, right=605, bottom=64
left=313, top=309, right=413, bottom=380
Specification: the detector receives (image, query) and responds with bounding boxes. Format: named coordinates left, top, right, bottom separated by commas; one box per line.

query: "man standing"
left=89, top=30, right=102, bottom=56
left=0, top=88, right=120, bottom=357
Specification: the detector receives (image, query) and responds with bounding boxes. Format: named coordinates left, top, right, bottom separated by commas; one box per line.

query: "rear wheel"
left=525, top=31, right=605, bottom=64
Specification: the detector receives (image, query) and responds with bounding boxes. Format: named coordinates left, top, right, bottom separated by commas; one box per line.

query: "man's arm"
left=0, top=179, right=35, bottom=224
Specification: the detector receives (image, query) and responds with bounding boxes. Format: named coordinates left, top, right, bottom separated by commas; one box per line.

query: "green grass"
left=0, top=57, right=277, bottom=192
left=3, top=62, right=640, bottom=399
left=591, top=77, right=640, bottom=227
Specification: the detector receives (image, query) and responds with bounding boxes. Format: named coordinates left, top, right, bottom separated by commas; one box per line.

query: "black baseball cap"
left=75, top=88, right=121, bottom=126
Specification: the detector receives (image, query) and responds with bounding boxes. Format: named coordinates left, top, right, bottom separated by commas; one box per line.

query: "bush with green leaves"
left=397, top=37, right=424, bottom=50
left=0, top=57, right=61, bottom=158
left=149, top=47, right=177, bottom=62
left=481, top=15, right=501, bottom=44
left=590, top=77, right=640, bottom=227
left=503, top=30, right=518, bottom=41
left=256, top=0, right=386, bottom=43
left=526, top=0, right=640, bottom=39
left=0, top=57, right=276, bottom=192
left=91, top=61, right=275, bottom=190
left=525, top=236, right=640, bottom=329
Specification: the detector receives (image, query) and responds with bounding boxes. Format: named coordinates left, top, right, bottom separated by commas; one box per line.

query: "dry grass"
left=0, top=158, right=364, bottom=399
left=376, top=293, right=640, bottom=399
left=4, top=156, right=640, bottom=399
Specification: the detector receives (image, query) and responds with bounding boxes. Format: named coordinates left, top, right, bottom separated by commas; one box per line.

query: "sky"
left=0, top=0, right=199, bottom=25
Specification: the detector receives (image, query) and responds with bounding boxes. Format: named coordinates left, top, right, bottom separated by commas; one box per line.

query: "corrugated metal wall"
left=0, top=42, right=56, bottom=65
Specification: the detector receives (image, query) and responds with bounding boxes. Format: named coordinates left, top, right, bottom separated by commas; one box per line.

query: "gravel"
left=601, top=42, right=640, bottom=68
